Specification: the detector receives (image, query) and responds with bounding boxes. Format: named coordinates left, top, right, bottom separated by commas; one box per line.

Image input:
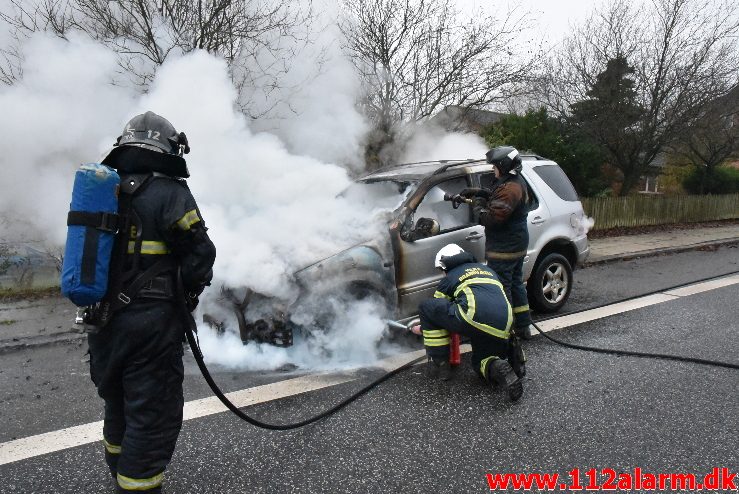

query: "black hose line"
left=185, top=270, right=738, bottom=430
left=185, top=325, right=425, bottom=430
left=530, top=322, right=739, bottom=370
left=535, top=269, right=739, bottom=324
left=530, top=269, right=739, bottom=370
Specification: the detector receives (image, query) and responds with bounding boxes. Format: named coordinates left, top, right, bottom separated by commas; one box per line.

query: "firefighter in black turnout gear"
left=87, top=112, right=216, bottom=493
left=417, top=244, right=524, bottom=401
left=461, top=146, right=534, bottom=339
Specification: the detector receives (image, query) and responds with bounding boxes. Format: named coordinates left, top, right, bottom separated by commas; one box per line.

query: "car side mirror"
left=406, top=217, right=440, bottom=241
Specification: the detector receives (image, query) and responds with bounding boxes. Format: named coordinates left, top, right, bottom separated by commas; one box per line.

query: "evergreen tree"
left=568, top=56, right=645, bottom=195
left=483, top=108, right=608, bottom=196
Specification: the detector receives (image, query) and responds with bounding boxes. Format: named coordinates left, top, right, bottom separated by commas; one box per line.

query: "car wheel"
left=528, top=253, right=573, bottom=313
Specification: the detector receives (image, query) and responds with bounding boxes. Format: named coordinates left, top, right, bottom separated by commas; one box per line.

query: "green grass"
left=0, top=286, right=61, bottom=302
left=0, top=319, right=17, bottom=325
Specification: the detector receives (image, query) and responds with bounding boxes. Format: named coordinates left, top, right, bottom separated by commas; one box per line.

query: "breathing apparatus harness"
left=178, top=269, right=739, bottom=431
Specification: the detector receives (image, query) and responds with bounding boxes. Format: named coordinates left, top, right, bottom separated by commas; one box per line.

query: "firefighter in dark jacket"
left=87, top=111, right=216, bottom=493
left=415, top=244, right=524, bottom=401
left=461, top=146, right=534, bottom=339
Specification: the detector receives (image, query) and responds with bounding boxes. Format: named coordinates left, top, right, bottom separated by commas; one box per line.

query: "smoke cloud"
left=0, top=12, right=497, bottom=371
left=0, top=29, right=399, bottom=371
left=401, top=124, right=490, bottom=163
left=0, top=33, right=136, bottom=245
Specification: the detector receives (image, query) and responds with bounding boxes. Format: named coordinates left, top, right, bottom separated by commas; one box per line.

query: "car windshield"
left=340, top=179, right=415, bottom=212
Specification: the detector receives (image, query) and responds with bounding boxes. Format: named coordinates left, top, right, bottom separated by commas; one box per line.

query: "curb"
left=1, top=237, right=737, bottom=353
left=582, top=238, right=739, bottom=267
left=0, top=331, right=87, bottom=354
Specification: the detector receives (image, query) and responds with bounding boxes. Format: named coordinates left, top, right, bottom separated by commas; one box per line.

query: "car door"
left=396, top=176, right=486, bottom=317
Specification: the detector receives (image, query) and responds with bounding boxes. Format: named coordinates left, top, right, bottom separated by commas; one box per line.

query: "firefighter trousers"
left=486, top=256, right=532, bottom=330
left=418, top=297, right=510, bottom=379
left=88, top=299, right=184, bottom=493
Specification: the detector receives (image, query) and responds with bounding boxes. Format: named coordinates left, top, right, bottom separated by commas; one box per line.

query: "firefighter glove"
left=472, top=196, right=488, bottom=216
left=459, top=187, right=491, bottom=199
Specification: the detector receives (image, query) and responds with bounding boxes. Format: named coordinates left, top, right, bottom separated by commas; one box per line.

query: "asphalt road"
left=0, top=246, right=737, bottom=493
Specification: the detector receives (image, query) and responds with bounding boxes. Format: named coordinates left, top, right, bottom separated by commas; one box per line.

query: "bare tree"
left=0, top=0, right=316, bottom=116
left=539, top=0, right=739, bottom=195
left=669, top=85, right=739, bottom=193
left=338, top=0, right=538, bottom=166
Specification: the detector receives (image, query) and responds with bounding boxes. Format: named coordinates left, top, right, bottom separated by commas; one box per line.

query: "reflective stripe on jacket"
left=435, top=252, right=512, bottom=339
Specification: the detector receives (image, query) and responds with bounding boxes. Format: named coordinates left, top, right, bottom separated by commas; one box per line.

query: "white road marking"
left=535, top=294, right=679, bottom=333
left=662, top=274, right=739, bottom=297
left=1, top=373, right=356, bottom=466
left=536, top=275, right=739, bottom=334
left=1, top=274, right=737, bottom=466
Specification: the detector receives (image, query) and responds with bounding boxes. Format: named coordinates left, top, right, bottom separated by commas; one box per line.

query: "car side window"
left=414, top=177, right=470, bottom=232
left=532, top=165, right=579, bottom=201
left=480, top=172, right=539, bottom=211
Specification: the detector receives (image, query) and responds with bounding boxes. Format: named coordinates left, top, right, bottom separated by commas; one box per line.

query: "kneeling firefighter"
left=86, top=112, right=216, bottom=492
left=417, top=244, right=525, bottom=401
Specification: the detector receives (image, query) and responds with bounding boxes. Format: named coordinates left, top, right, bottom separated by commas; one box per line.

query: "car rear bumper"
left=574, top=235, right=590, bottom=266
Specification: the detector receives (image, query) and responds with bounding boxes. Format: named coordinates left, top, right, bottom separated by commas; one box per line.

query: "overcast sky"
left=519, top=0, right=594, bottom=40
left=462, top=0, right=597, bottom=47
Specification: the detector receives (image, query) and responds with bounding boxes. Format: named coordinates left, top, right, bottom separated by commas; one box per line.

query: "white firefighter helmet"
left=434, top=244, right=465, bottom=270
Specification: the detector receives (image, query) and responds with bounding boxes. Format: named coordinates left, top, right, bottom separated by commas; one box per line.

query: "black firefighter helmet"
left=115, top=111, right=190, bottom=156
left=486, top=146, right=522, bottom=175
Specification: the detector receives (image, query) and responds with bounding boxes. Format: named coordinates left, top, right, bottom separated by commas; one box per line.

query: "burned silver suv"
left=217, top=156, right=590, bottom=345
left=291, top=157, right=588, bottom=328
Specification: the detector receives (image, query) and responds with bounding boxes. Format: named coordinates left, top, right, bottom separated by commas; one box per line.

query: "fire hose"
left=181, top=269, right=739, bottom=431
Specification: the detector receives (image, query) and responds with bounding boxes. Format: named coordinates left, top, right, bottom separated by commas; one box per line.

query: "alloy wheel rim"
left=541, top=262, right=569, bottom=304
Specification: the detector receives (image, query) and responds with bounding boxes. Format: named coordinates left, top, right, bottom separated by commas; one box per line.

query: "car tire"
left=528, top=252, right=573, bottom=313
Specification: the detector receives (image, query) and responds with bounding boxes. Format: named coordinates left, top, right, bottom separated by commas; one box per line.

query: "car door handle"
left=530, top=216, right=546, bottom=225
left=466, top=232, right=484, bottom=241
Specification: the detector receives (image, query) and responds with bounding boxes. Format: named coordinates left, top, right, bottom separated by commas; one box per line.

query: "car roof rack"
left=430, top=159, right=487, bottom=175
left=362, top=158, right=487, bottom=178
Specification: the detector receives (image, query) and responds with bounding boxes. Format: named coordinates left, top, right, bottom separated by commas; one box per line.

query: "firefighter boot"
left=425, top=357, right=453, bottom=381
left=487, top=359, right=523, bottom=402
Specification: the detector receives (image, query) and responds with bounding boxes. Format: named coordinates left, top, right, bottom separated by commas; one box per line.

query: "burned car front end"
left=203, top=176, right=416, bottom=347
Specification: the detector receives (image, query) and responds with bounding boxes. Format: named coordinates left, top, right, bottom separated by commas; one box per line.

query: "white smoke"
left=401, top=125, right=490, bottom=163
left=243, top=12, right=370, bottom=171
left=0, top=32, right=136, bottom=245
left=196, top=298, right=395, bottom=371
left=0, top=30, right=396, bottom=371
left=581, top=215, right=596, bottom=235
left=0, top=15, right=492, bottom=371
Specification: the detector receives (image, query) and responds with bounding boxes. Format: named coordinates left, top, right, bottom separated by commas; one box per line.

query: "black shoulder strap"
left=91, top=172, right=170, bottom=326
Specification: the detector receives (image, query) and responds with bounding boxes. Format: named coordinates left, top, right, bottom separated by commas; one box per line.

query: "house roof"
left=428, top=105, right=508, bottom=131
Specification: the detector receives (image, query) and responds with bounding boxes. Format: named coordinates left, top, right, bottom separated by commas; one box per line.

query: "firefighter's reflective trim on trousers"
left=513, top=304, right=529, bottom=314
left=422, top=328, right=451, bottom=347
left=127, top=241, right=170, bottom=255
left=433, top=290, right=452, bottom=300
left=453, top=278, right=512, bottom=340
left=480, top=355, right=500, bottom=378
left=175, top=209, right=201, bottom=231
left=485, top=249, right=526, bottom=260
left=117, top=472, right=164, bottom=491
left=103, top=438, right=121, bottom=455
